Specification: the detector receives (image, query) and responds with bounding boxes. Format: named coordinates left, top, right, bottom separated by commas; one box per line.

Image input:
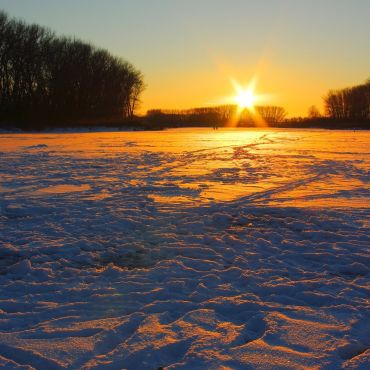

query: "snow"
left=0, top=128, right=369, bottom=369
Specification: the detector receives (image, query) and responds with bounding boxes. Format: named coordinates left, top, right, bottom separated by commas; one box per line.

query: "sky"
left=1, top=0, right=369, bottom=116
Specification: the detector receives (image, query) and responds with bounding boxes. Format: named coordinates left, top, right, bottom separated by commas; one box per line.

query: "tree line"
left=0, top=11, right=144, bottom=126
left=147, top=105, right=287, bottom=127
left=323, top=79, right=370, bottom=121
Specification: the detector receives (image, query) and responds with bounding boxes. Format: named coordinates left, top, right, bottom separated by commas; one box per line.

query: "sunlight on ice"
left=0, top=128, right=369, bottom=369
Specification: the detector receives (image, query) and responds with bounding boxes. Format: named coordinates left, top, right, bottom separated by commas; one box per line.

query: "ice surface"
left=0, top=128, right=369, bottom=369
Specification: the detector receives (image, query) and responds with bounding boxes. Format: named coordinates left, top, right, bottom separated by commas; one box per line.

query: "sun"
left=234, top=88, right=256, bottom=109
left=221, top=75, right=272, bottom=126
left=231, top=77, right=259, bottom=111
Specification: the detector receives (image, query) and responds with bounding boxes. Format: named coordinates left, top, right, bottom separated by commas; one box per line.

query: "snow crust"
left=0, top=128, right=369, bottom=369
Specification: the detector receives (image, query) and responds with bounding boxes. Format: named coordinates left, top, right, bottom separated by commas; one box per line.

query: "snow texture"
left=0, top=128, right=369, bottom=369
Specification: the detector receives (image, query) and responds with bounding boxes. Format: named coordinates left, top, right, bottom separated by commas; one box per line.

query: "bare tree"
left=0, top=11, right=144, bottom=126
left=147, top=104, right=287, bottom=126
left=256, top=106, right=287, bottom=123
left=324, top=79, right=370, bottom=120
left=308, top=105, right=321, bottom=119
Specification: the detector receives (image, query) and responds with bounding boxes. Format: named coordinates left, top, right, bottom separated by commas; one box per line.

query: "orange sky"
left=2, top=0, right=370, bottom=117
left=139, top=55, right=335, bottom=116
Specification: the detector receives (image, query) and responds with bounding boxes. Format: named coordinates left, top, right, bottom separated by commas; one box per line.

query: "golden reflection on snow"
left=1, top=128, right=369, bottom=208
left=35, top=184, right=91, bottom=194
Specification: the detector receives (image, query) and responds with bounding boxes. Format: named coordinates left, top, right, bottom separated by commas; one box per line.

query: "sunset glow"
left=234, top=87, right=256, bottom=109
left=230, top=77, right=269, bottom=113
left=1, top=1, right=369, bottom=116
left=0, top=1, right=369, bottom=368
left=223, top=77, right=269, bottom=127
left=232, top=78, right=259, bottom=111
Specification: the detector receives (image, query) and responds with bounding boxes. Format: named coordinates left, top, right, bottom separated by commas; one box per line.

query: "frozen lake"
left=1, top=128, right=369, bottom=206
left=0, top=128, right=369, bottom=369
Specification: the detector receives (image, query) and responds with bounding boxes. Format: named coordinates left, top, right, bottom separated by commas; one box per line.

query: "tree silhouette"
left=308, top=105, right=321, bottom=119
left=147, top=105, right=287, bottom=126
left=0, top=11, right=144, bottom=127
left=324, top=79, right=370, bottom=121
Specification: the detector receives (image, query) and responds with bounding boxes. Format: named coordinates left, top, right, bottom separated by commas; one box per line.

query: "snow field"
left=0, top=129, right=369, bottom=369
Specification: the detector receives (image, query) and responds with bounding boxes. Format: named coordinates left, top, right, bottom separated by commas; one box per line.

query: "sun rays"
left=231, top=77, right=258, bottom=111
left=227, top=76, right=270, bottom=126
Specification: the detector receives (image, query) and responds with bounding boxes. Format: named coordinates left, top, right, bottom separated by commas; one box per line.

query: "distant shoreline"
left=1, top=121, right=369, bottom=134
